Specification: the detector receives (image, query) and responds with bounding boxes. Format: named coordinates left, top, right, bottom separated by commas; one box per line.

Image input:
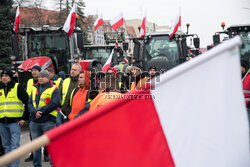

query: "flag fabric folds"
left=115, top=39, right=119, bottom=48
left=101, top=49, right=114, bottom=72
left=110, top=12, right=123, bottom=31
left=46, top=36, right=250, bottom=167
left=14, top=6, right=21, bottom=37
left=139, top=14, right=146, bottom=38
left=63, top=4, right=76, bottom=38
left=169, top=8, right=181, bottom=38
left=94, top=14, right=104, bottom=31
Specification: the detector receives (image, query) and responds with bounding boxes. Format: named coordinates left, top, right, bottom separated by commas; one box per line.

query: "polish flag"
left=123, top=57, right=129, bottom=64
left=63, top=4, right=76, bottom=38
left=14, top=6, right=21, bottom=37
left=110, top=13, right=123, bottom=31
left=94, top=14, right=103, bottom=31
left=45, top=36, right=249, bottom=167
left=102, top=49, right=114, bottom=72
left=115, top=39, right=119, bottom=48
left=169, top=8, right=181, bottom=38
left=0, top=37, right=249, bottom=167
left=139, top=14, right=146, bottom=38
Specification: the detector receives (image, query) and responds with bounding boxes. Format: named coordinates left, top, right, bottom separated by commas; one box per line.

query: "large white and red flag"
left=14, top=6, right=21, bottom=37
left=139, top=14, right=146, bottom=38
left=0, top=37, right=249, bottom=167
left=63, top=3, right=76, bottom=38
left=169, top=8, right=181, bottom=38
left=102, top=49, right=114, bottom=72
left=110, top=12, right=123, bottom=31
left=45, top=36, right=249, bottom=167
left=94, top=14, right=104, bottom=31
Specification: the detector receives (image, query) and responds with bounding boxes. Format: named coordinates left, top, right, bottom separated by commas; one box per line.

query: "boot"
left=44, top=149, right=50, bottom=162
left=24, top=153, right=33, bottom=162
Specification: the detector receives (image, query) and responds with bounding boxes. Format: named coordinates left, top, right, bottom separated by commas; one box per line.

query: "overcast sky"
left=83, top=0, right=250, bottom=47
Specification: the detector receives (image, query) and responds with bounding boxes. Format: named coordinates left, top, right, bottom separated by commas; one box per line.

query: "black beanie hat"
left=148, top=66, right=157, bottom=71
left=241, top=60, right=248, bottom=70
left=31, top=65, right=41, bottom=72
left=1, top=68, right=13, bottom=79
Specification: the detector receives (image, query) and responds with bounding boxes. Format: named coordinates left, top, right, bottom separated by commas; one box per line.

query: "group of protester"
left=0, top=62, right=157, bottom=167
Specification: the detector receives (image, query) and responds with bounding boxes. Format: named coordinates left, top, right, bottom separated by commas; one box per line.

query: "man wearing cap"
left=0, top=68, right=29, bottom=167
left=27, top=65, right=41, bottom=96
left=28, top=70, right=60, bottom=167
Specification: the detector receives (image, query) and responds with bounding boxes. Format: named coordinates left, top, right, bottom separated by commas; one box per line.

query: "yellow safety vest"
left=118, top=64, right=125, bottom=72
left=53, top=77, right=62, bottom=88
left=0, top=83, right=24, bottom=118
left=61, top=78, right=71, bottom=106
left=31, top=85, right=58, bottom=117
left=27, top=79, right=35, bottom=96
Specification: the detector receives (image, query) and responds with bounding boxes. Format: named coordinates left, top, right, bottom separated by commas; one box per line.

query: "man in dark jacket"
left=0, top=68, right=29, bottom=167
left=28, top=70, right=60, bottom=167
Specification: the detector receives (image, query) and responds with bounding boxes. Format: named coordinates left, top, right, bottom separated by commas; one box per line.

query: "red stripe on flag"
left=46, top=89, right=175, bottom=167
left=169, top=16, right=181, bottom=38
left=68, top=12, right=76, bottom=38
left=102, top=62, right=111, bottom=72
left=123, top=57, right=128, bottom=64
left=140, top=16, right=146, bottom=38
left=14, top=15, right=20, bottom=33
left=112, top=18, right=123, bottom=31
left=94, top=19, right=104, bottom=31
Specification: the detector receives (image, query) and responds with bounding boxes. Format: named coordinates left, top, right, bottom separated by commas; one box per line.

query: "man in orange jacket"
left=68, top=71, right=90, bottom=120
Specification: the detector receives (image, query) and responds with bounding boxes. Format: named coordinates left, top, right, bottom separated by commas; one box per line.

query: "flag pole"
left=0, top=135, right=50, bottom=167
left=242, top=68, right=250, bottom=82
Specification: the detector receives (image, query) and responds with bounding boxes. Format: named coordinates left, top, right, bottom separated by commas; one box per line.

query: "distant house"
left=126, top=26, right=137, bottom=38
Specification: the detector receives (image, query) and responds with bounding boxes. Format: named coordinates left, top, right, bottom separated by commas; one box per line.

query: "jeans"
left=30, top=121, right=56, bottom=167
left=56, top=112, right=63, bottom=126
left=0, top=122, right=21, bottom=167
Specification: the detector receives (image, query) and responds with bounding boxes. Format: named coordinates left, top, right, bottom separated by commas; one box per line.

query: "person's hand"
left=35, top=111, right=42, bottom=119
left=17, top=120, right=25, bottom=126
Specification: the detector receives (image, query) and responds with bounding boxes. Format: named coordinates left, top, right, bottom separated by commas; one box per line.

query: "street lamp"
left=221, top=22, right=226, bottom=30
left=186, top=23, right=190, bottom=34
left=138, top=26, right=141, bottom=35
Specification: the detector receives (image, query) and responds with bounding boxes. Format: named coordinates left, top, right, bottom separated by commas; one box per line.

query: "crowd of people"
left=1, top=59, right=249, bottom=167
left=0, top=63, right=158, bottom=167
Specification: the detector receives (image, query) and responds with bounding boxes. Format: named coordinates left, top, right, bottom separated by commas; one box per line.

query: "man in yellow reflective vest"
left=0, top=68, right=29, bottom=167
left=60, top=63, right=81, bottom=123
left=47, top=67, right=63, bottom=89
left=28, top=70, right=60, bottom=167
left=26, top=65, right=41, bottom=96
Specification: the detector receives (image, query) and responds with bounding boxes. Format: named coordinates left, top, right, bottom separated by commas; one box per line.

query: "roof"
left=19, top=7, right=67, bottom=27
left=103, top=21, right=113, bottom=33
left=126, top=26, right=137, bottom=38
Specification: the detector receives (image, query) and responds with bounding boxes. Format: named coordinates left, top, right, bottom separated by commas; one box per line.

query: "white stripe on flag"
left=151, top=36, right=250, bottom=167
